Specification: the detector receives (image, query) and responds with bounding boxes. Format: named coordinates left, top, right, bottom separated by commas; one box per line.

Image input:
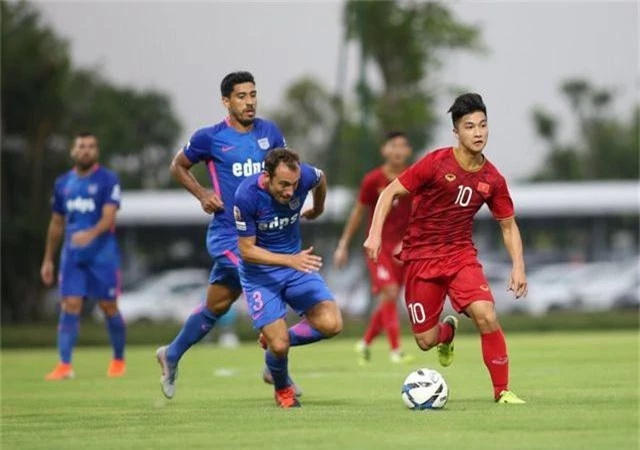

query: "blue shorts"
left=242, top=269, right=334, bottom=329
left=59, top=257, right=120, bottom=300
left=208, top=249, right=242, bottom=290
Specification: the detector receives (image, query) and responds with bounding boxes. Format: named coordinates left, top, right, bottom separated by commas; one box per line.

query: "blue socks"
left=288, top=319, right=326, bottom=346
left=166, top=304, right=218, bottom=363
left=106, top=312, right=126, bottom=360
left=265, top=349, right=289, bottom=390
left=58, top=312, right=80, bottom=364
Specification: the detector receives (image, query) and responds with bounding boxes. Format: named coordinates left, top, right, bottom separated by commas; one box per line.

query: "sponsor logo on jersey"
left=88, top=184, right=98, bottom=195
left=288, top=197, right=300, bottom=210
left=480, top=284, right=490, bottom=291
left=232, top=158, right=264, bottom=177
left=66, top=197, right=96, bottom=213
left=257, top=137, right=270, bottom=150
left=445, top=173, right=456, bottom=182
left=257, top=213, right=299, bottom=231
left=477, top=181, right=490, bottom=194
left=221, top=145, right=235, bottom=152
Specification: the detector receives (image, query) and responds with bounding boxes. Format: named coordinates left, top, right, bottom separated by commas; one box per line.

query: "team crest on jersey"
left=257, top=137, right=270, bottom=150
left=87, top=184, right=98, bottom=195
left=445, top=173, right=456, bottom=182
left=288, top=197, right=300, bottom=210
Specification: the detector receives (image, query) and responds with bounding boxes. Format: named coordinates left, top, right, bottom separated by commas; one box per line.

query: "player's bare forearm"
left=499, top=217, right=525, bottom=270
left=369, top=179, right=409, bottom=239
left=499, top=217, right=528, bottom=298
left=338, top=202, right=365, bottom=248
left=238, top=236, right=293, bottom=267
left=239, top=237, right=322, bottom=273
left=90, top=204, right=118, bottom=238
left=170, top=150, right=209, bottom=201
left=43, top=213, right=65, bottom=262
left=311, top=173, right=327, bottom=216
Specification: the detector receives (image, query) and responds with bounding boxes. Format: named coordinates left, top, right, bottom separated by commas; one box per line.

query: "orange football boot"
left=45, top=362, right=75, bottom=381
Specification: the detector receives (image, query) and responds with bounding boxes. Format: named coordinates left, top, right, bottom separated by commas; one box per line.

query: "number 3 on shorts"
left=250, top=291, right=264, bottom=312
left=407, top=302, right=426, bottom=324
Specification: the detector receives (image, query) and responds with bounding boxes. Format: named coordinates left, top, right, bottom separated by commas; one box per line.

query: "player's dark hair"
left=384, top=130, right=408, bottom=143
left=74, top=131, right=96, bottom=140
left=448, top=93, right=487, bottom=127
left=264, top=148, right=300, bottom=177
left=220, top=71, right=255, bottom=98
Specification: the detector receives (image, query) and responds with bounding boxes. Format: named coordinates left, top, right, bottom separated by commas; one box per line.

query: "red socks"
left=363, top=300, right=400, bottom=350
left=437, top=322, right=454, bottom=344
left=481, top=328, right=509, bottom=399
left=363, top=304, right=384, bottom=345
left=380, top=301, right=400, bottom=350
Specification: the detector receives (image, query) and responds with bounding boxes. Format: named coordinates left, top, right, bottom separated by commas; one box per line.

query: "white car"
left=572, top=258, right=639, bottom=311
left=94, top=268, right=208, bottom=323
left=519, top=262, right=615, bottom=316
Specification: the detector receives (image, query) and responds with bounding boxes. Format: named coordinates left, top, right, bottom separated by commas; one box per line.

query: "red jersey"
left=359, top=167, right=412, bottom=251
left=397, top=147, right=514, bottom=261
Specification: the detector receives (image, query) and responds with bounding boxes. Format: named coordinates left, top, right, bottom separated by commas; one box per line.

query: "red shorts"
left=403, top=257, right=494, bottom=334
left=365, top=250, right=405, bottom=295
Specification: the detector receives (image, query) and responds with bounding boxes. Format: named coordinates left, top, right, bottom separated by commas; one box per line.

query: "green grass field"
left=2, top=331, right=638, bottom=450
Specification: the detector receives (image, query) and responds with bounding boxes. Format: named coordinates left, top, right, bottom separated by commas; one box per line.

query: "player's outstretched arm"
left=41, top=213, right=65, bottom=286
left=71, top=204, right=119, bottom=248
left=238, top=236, right=323, bottom=273
left=334, top=202, right=366, bottom=268
left=302, top=171, right=327, bottom=221
left=499, top=217, right=528, bottom=299
left=363, top=179, right=409, bottom=262
left=170, top=151, right=222, bottom=214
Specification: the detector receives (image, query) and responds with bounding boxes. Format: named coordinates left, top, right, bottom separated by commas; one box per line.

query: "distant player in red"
left=334, top=131, right=414, bottom=365
left=364, top=93, right=527, bottom=404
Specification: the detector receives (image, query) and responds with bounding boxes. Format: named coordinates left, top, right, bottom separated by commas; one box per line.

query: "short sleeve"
left=102, top=172, right=121, bottom=209
left=300, top=163, right=323, bottom=191
left=486, top=176, right=514, bottom=220
left=51, top=177, right=65, bottom=215
left=357, top=175, right=377, bottom=207
left=183, top=128, right=212, bottom=164
left=234, top=187, right=257, bottom=237
left=271, top=123, right=287, bottom=149
left=398, top=153, right=435, bottom=193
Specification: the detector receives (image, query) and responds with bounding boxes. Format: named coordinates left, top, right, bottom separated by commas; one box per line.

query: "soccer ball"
left=401, top=368, right=448, bottom=410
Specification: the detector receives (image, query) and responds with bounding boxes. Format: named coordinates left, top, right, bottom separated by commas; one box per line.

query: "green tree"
left=1, top=1, right=182, bottom=321
left=531, top=78, right=639, bottom=181
left=270, top=1, right=483, bottom=187
left=2, top=0, right=72, bottom=322
left=269, top=77, right=338, bottom=166
left=344, top=1, right=482, bottom=174
left=64, top=69, right=181, bottom=189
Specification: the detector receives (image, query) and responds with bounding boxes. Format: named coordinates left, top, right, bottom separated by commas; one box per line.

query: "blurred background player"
left=156, top=71, right=302, bottom=398
left=235, top=149, right=342, bottom=407
left=333, top=131, right=414, bottom=365
left=364, top=93, right=527, bottom=404
left=41, top=132, right=126, bottom=380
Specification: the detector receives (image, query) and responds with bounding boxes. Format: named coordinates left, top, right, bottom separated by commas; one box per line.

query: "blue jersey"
left=234, top=163, right=323, bottom=280
left=183, top=117, right=285, bottom=257
left=52, top=165, right=121, bottom=265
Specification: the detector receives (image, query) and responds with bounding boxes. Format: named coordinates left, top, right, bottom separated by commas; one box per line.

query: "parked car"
left=519, top=262, right=615, bottom=316
left=612, top=279, right=640, bottom=309
left=94, top=268, right=208, bottom=323
left=572, top=257, right=639, bottom=311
